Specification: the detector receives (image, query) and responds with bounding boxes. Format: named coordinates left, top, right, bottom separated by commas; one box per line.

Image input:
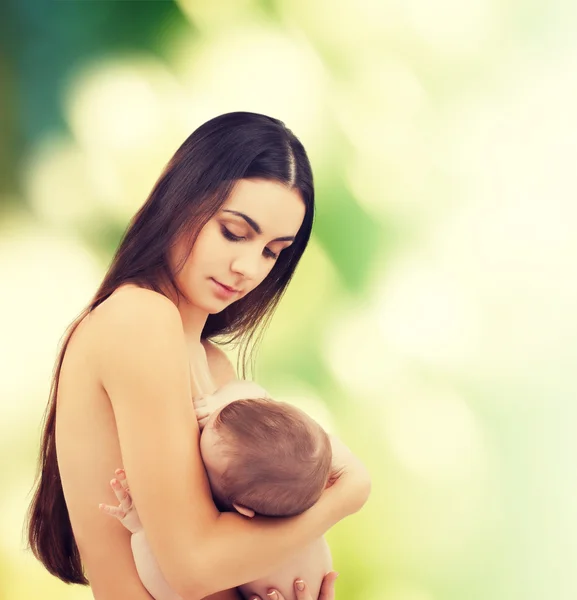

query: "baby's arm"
left=99, top=470, right=183, bottom=600
left=238, top=537, right=332, bottom=600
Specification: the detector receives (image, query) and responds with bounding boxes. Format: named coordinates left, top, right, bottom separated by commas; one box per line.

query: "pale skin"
left=55, top=179, right=371, bottom=600
left=99, top=380, right=336, bottom=600
left=102, top=471, right=335, bottom=600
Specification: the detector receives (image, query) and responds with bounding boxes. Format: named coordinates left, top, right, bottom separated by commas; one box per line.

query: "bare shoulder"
left=91, top=285, right=180, bottom=330
left=86, top=285, right=186, bottom=380
left=202, top=339, right=237, bottom=387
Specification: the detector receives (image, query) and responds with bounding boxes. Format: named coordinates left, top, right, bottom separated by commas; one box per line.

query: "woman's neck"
left=159, top=282, right=208, bottom=342
left=174, top=300, right=216, bottom=395
left=178, top=302, right=209, bottom=342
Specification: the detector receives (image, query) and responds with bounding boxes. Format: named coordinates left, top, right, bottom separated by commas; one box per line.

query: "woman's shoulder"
left=91, top=284, right=180, bottom=328
left=85, top=285, right=184, bottom=359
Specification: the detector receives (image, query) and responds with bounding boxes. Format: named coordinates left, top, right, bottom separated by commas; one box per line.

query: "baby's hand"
left=193, top=380, right=270, bottom=431
left=193, top=394, right=214, bottom=431
left=192, top=391, right=228, bottom=430
left=98, top=468, right=143, bottom=534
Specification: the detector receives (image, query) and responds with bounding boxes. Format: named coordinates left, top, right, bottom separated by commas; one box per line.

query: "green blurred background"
left=2, top=1, right=577, bottom=599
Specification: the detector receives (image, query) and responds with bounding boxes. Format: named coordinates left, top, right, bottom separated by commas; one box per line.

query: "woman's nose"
left=230, top=248, right=262, bottom=280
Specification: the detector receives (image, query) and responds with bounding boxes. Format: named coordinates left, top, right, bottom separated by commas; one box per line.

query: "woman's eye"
left=264, top=247, right=279, bottom=260
left=221, top=226, right=244, bottom=242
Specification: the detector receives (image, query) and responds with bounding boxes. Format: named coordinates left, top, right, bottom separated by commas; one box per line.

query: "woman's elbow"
left=170, top=556, right=222, bottom=600
left=357, top=467, right=372, bottom=510
left=349, top=460, right=372, bottom=514
left=171, top=574, right=206, bottom=600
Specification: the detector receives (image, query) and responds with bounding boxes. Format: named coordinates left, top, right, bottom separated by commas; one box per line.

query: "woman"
left=26, top=112, right=370, bottom=600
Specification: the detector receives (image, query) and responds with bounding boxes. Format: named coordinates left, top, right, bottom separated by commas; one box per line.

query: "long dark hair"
left=26, top=112, right=315, bottom=585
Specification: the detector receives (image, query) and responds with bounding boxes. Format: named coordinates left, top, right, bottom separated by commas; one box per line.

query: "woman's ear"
left=233, top=503, right=255, bottom=518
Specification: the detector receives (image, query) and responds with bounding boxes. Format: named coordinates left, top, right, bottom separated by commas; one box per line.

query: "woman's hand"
left=248, top=572, right=339, bottom=600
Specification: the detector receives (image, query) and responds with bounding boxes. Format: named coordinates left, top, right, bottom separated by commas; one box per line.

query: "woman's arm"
left=100, top=472, right=241, bottom=600
left=100, top=473, right=332, bottom=600
left=94, top=287, right=370, bottom=600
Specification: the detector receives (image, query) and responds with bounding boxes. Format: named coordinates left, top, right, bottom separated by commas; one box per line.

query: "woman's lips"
left=210, top=278, right=240, bottom=299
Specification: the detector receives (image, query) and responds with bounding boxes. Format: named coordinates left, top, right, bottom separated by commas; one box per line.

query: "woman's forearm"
left=175, top=461, right=370, bottom=600
left=130, top=531, right=241, bottom=600
left=122, top=438, right=369, bottom=600
left=202, top=590, right=242, bottom=600
left=128, top=468, right=368, bottom=600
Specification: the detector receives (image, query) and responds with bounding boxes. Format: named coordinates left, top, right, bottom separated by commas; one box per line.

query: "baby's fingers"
left=197, top=415, right=210, bottom=431
left=114, top=468, right=129, bottom=490
left=195, top=408, right=210, bottom=424
left=110, top=477, right=132, bottom=512
left=98, top=503, right=126, bottom=520
left=192, top=396, right=207, bottom=408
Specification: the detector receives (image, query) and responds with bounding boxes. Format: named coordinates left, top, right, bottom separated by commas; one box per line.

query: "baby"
left=195, top=381, right=334, bottom=519
left=100, top=380, right=336, bottom=600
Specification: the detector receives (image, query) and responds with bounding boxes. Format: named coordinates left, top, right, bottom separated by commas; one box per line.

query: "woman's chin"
left=205, top=299, right=235, bottom=315
left=208, top=302, right=237, bottom=315
left=182, top=291, right=233, bottom=315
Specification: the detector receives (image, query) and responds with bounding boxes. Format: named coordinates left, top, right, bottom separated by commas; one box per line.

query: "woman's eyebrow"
left=222, top=209, right=296, bottom=242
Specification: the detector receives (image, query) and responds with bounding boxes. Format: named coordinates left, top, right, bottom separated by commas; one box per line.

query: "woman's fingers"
left=293, top=579, right=314, bottom=600
left=264, top=579, right=317, bottom=600
left=263, top=574, right=339, bottom=600
left=319, top=572, right=339, bottom=600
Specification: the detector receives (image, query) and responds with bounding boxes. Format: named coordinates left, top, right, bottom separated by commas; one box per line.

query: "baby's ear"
left=326, top=468, right=344, bottom=489
left=233, top=503, right=255, bottom=518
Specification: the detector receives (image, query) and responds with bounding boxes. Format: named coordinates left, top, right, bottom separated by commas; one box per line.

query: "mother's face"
left=173, top=178, right=306, bottom=314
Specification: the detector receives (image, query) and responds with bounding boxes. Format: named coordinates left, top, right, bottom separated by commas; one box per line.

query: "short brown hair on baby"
left=212, top=398, right=332, bottom=517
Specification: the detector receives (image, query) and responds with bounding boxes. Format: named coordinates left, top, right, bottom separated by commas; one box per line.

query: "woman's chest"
left=186, top=341, right=223, bottom=397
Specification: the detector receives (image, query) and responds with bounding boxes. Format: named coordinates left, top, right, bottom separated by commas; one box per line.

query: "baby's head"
left=200, top=398, right=332, bottom=517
